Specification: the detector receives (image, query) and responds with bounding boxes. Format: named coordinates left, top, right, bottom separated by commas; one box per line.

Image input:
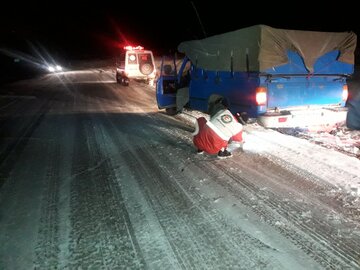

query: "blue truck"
left=156, top=25, right=357, bottom=128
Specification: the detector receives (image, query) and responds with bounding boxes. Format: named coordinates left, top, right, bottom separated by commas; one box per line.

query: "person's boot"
left=217, top=149, right=232, bottom=158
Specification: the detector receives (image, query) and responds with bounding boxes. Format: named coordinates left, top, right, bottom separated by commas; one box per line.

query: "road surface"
left=0, top=68, right=359, bottom=269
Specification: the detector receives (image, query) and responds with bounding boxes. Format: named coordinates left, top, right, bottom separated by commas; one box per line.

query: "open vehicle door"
left=156, top=55, right=192, bottom=115
left=156, top=56, right=178, bottom=114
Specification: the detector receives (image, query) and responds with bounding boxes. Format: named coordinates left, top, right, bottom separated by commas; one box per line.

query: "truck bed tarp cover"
left=178, top=25, right=357, bottom=73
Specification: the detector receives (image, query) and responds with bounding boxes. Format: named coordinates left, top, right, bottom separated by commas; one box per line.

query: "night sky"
left=1, top=1, right=359, bottom=61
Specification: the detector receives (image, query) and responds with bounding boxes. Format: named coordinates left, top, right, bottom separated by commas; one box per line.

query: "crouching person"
left=193, top=111, right=243, bottom=158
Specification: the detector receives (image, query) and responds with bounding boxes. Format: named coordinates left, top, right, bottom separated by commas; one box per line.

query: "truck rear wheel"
left=236, top=112, right=249, bottom=124
left=165, top=107, right=177, bottom=115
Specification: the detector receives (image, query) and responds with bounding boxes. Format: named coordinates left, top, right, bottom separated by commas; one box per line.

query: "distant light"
left=48, top=66, right=55, bottom=72
left=56, top=65, right=62, bottom=71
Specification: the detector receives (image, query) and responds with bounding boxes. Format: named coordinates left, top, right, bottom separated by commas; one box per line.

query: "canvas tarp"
left=177, top=25, right=357, bottom=73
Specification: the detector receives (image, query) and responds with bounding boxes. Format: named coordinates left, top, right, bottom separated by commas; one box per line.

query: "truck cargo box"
left=156, top=25, right=357, bottom=128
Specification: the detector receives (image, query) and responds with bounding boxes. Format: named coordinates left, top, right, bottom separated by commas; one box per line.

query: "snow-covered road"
left=0, top=69, right=359, bottom=269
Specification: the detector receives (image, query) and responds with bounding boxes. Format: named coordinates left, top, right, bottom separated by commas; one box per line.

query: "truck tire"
left=140, top=63, right=154, bottom=75
left=116, top=72, right=121, bottom=83
left=236, top=112, right=249, bottom=124
left=117, top=73, right=129, bottom=86
left=165, top=107, right=177, bottom=115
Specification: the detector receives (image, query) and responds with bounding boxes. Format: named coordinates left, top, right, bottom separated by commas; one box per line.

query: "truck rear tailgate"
left=266, top=75, right=346, bottom=109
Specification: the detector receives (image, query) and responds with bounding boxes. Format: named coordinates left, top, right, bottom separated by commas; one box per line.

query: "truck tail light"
left=342, top=85, right=348, bottom=101
left=256, top=87, right=267, bottom=105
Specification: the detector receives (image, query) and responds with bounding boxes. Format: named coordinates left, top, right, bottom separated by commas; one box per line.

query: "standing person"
left=193, top=95, right=244, bottom=158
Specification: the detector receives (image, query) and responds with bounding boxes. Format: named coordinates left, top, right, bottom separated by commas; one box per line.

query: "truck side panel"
left=188, top=68, right=262, bottom=117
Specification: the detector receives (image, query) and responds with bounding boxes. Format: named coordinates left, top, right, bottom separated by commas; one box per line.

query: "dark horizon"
left=1, top=2, right=359, bottom=61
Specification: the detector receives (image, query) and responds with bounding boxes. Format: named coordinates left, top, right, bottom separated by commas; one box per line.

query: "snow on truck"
left=156, top=25, right=357, bottom=128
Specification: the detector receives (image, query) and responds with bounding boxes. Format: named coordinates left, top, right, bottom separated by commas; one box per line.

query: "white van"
left=116, top=46, right=156, bottom=86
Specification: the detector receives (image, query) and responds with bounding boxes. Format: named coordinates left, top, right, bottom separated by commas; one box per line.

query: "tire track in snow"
left=94, top=108, right=282, bottom=269
left=192, top=154, right=360, bottom=269
left=32, top=108, right=77, bottom=269
left=90, top=103, right=183, bottom=269
left=66, top=113, right=145, bottom=269
left=134, top=147, right=277, bottom=269
left=34, top=141, right=60, bottom=269
left=108, top=142, right=276, bottom=268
